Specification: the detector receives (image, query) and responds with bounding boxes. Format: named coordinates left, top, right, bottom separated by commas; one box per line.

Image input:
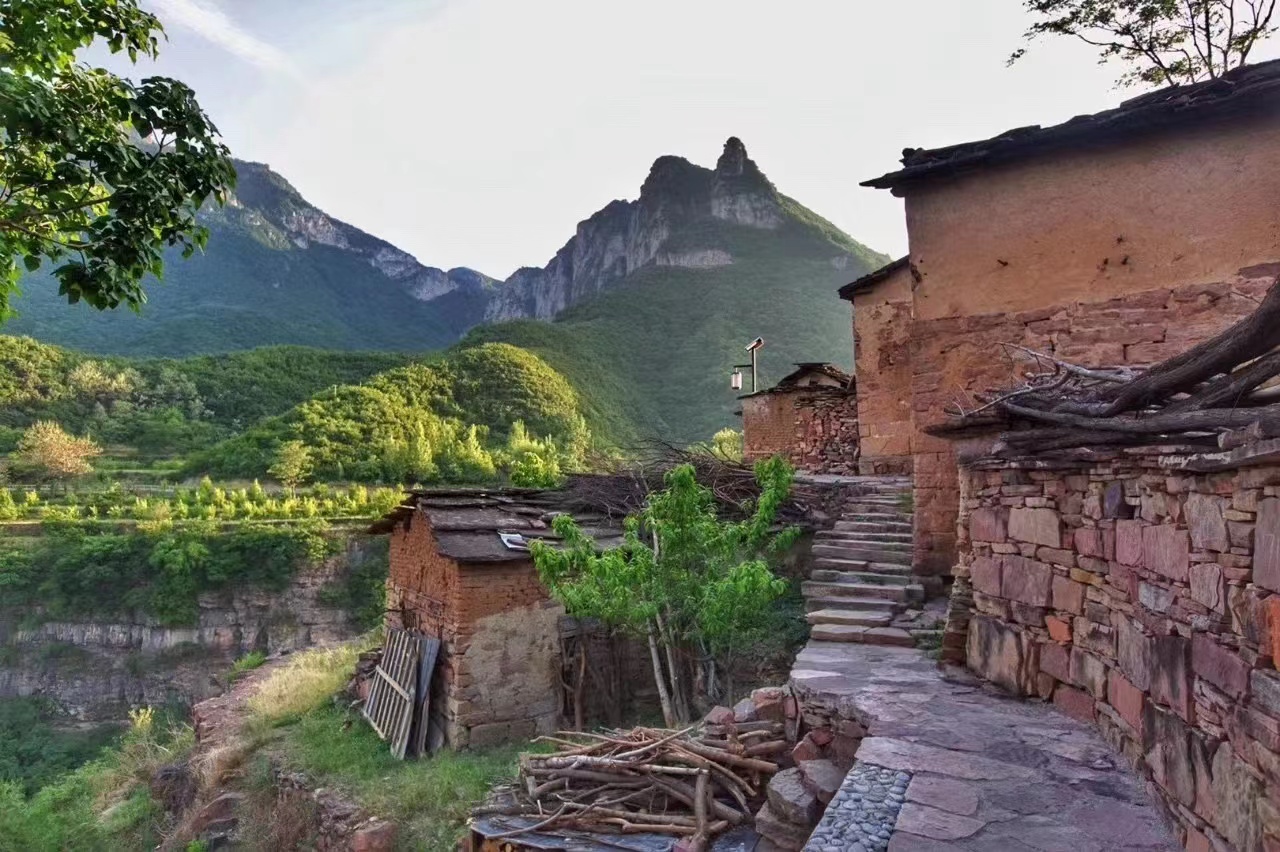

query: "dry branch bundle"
left=945, top=275, right=1280, bottom=456
left=480, top=723, right=787, bottom=848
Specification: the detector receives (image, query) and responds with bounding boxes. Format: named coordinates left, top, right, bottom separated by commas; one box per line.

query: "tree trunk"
left=647, top=622, right=676, bottom=728
left=573, top=640, right=587, bottom=732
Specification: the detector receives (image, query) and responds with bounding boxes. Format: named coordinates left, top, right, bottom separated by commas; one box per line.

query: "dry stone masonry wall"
left=742, top=387, right=859, bottom=475
left=951, top=447, right=1280, bottom=850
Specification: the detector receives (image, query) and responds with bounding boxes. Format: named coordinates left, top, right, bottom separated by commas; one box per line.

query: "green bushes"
left=0, top=699, right=120, bottom=796
left=0, top=522, right=335, bottom=626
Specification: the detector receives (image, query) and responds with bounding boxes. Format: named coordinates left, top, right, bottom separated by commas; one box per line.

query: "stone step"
left=833, top=520, right=913, bottom=534
left=809, top=624, right=916, bottom=646
left=812, top=545, right=912, bottom=566
left=812, top=556, right=872, bottom=571
left=809, top=569, right=913, bottom=586
left=818, top=536, right=911, bottom=552
left=804, top=595, right=899, bottom=613
left=802, top=581, right=919, bottom=603
left=805, top=608, right=892, bottom=627
left=840, top=511, right=912, bottom=521
left=816, top=529, right=913, bottom=544
left=798, top=759, right=845, bottom=805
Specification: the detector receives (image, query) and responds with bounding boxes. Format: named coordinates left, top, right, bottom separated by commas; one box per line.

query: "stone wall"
left=908, top=264, right=1278, bottom=581
left=384, top=508, right=562, bottom=748
left=742, top=387, right=859, bottom=475
left=950, top=445, right=1280, bottom=851
left=0, top=535, right=374, bottom=720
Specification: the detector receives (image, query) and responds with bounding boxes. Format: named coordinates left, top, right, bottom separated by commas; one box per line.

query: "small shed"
left=738, top=363, right=858, bottom=474
left=370, top=486, right=625, bottom=749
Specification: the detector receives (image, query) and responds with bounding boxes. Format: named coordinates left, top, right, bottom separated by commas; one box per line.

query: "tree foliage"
left=0, top=0, right=236, bottom=318
left=268, top=439, right=313, bottom=492
left=11, top=420, right=100, bottom=482
left=1013, top=0, right=1278, bottom=87
left=532, top=456, right=797, bottom=723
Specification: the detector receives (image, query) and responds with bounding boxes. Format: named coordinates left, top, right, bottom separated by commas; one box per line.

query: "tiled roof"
left=863, top=58, right=1280, bottom=192
left=838, top=256, right=909, bottom=300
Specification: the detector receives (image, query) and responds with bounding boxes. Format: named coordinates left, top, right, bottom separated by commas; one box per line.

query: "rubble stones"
left=768, top=768, right=820, bottom=825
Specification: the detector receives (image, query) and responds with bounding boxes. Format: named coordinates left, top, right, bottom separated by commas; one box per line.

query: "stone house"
left=739, top=362, right=859, bottom=474
left=844, top=59, right=1280, bottom=851
left=371, top=487, right=623, bottom=749
left=853, top=59, right=1280, bottom=583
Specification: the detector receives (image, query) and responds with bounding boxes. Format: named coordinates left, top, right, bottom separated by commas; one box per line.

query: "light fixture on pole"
left=730, top=337, right=764, bottom=393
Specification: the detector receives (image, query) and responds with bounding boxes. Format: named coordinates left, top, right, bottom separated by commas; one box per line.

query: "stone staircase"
left=803, top=479, right=920, bottom=647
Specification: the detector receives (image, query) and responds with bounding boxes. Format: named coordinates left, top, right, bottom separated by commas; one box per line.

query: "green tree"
left=0, top=0, right=236, bottom=319
left=532, top=457, right=797, bottom=725
left=710, top=428, right=744, bottom=462
left=1012, top=0, right=1277, bottom=87
left=268, top=440, right=312, bottom=493
left=11, top=420, right=101, bottom=483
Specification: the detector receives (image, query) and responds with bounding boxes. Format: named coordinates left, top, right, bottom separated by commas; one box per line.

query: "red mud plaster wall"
left=384, top=509, right=562, bottom=748
left=910, top=266, right=1277, bottom=580
left=851, top=265, right=914, bottom=476
left=955, top=453, right=1280, bottom=851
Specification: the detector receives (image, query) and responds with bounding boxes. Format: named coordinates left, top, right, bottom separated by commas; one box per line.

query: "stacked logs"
left=488, top=722, right=788, bottom=849
left=945, top=275, right=1280, bottom=456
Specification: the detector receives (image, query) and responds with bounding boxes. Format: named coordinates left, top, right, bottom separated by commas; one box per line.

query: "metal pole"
left=751, top=348, right=757, bottom=394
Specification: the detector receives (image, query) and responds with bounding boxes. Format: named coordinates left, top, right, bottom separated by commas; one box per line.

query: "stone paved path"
left=791, top=642, right=1178, bottom=851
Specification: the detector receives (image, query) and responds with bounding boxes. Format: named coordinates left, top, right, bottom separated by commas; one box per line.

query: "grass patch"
left=247, top=645, right=363, bottom=727
left=227, top=650, right=267, bottom=684
left=283, top=705, right=530, bottom=850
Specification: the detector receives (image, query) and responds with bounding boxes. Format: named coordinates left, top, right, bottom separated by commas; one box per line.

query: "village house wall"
left=741, top=387, right=859, bottom=475
left=850, top=264, right=913, bottom=477
left=385, top=508, right=562, bottom=749
left=949, top=444, right=1280, bottom=850
left=882, top=109, right=1280, bottom=580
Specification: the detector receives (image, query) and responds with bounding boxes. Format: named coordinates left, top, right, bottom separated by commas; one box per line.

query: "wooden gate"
left=362, top=627, right=440, bottom=759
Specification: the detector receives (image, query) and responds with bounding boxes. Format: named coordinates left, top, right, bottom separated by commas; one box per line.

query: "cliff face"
left=484, top=138, right=791, bottom=322
left=0, top=537, right=378, bottom=720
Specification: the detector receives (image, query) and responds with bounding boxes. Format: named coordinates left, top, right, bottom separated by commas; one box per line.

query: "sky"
left=101, top=0, right=1276, bottom=280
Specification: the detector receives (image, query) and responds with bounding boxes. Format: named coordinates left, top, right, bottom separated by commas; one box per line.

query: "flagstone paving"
left=791, top=642, right=1179, bottom=851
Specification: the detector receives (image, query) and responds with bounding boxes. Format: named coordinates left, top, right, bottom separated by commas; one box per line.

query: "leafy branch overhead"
left=1013, top=0, right=1277, bottom=86
left=0, top=0, right=236, bottom=319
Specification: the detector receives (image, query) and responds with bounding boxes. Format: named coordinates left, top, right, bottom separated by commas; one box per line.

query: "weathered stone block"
left=1116, top=617, right=1153, bottom=692
left=1074, top=617, right=1115, bottom=657
left=970, top=507, right=1007, bottom=543
left=969, top=556, right=1002, bottom=597
left=1053, top=684, right=1096, bottom=723
left=1258, top=497, right=1280, bottom=593
left=1107, top=669, right=1146, bottom=737
left=1051, top=576, right=1085, bottom=614
left=1116, top=519, right=1144, bottom=566
left=1191, top=633, right=1251, bottom=699
left=1144, top=704, right=1196, bottom=807
left=1040, top=641, right=1071, bottom=682
left=967, top=615, right=1038, bottom=697
left=1189, top=562, right=1225, bottom=612
left=1074, top=527, right=1103, bottom=557
left=1252, top=669, right=1280, bottom=720
left=1150, top=634, right=1193, bottom=721
left=766, top=768, right=819, bottom=826
left=1211, top=742, right=1263, bottom=852
left=1142, top=524, right=1190, bottom=582
left=1046, top=615, right=1072, bottom=643
left=1008, top=507, right=1061, bottom=548
left=1138, top=581, right=1175, bottom=614
left=1070, top=648, right=1108, bottom=699
left=1186, top=492, right=1230, bottom=552
left=1104, top=482, right=1133, bottom=519
left=1000, top=555, right=1053, bottom=607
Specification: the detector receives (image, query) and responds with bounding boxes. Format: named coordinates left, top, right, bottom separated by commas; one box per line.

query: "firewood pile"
left=946, top=275, right=1280, bottom=457
left=478, top=721, right=788, bottom=849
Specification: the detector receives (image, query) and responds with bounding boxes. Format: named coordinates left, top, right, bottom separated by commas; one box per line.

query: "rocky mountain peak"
left=715, top=137, right=750, bottom=175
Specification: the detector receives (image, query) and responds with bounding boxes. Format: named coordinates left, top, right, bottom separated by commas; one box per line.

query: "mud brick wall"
left=742, top=388, right=859, bottom=475
left=909, top=265, right=1277, bottom=580
left=950, top=450, right=1280, bottom=851
left=851, top=263, right=914, bottom=477
left=385, top=509, right=562, bottom=749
